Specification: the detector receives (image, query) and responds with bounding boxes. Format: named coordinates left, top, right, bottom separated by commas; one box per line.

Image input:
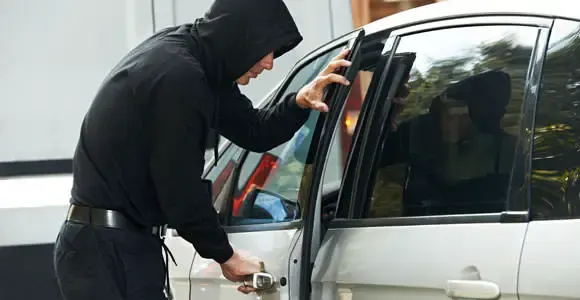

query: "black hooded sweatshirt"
left=70, top=0, right=309, bottom=264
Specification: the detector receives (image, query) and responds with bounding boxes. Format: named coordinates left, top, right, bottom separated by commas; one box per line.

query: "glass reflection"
left=369, top=25, right=538, bottom=218
left=532, top=19, right=580, bottom=219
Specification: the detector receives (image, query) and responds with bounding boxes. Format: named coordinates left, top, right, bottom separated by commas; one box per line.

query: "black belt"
left=66, top=204, right=177, bottom=298
left=66, top=204, right=167, bottom=238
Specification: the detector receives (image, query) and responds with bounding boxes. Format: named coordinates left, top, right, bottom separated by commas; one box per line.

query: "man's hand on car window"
left=220, top=250, right=262, bottom=294
left=296, top=49, right=352, bottom=112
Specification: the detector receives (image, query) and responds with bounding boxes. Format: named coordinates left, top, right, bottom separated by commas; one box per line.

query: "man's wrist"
left=214, top=243, right=235, bottom=265
left=220, top=249, right=238, bottom=266
left=294, top=93, right=309, bottom=110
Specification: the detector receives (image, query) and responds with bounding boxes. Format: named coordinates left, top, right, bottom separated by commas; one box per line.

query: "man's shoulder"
left=128, top=37, right=206, bottom=80
left=150, top=55, right=214, bottom=94
left=164, top=58, right=205, bottom=82
left=144, top=41, right=200, bottom=76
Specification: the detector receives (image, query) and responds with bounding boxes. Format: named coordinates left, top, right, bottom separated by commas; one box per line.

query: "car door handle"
left=243, top=272, right=276, bottom=291
left=242, top=262, right=277, bottom=291
left=445, top=279, right=500, bottom=300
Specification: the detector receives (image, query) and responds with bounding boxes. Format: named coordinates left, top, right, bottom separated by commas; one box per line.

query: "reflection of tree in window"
left=532, top=20, right=580, bottom=219
left=369, top=26, right=536, bottom=218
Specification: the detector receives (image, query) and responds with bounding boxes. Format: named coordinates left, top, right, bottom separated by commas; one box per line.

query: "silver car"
left=163, top=0, right=580, bottom=299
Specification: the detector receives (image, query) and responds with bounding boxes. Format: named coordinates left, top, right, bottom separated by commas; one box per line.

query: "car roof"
left=364, top=0, right=580, bottom=35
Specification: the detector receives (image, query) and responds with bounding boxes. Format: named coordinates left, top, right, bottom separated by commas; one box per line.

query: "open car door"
left=174, top=29, right=367, bottom=300
left=294, top=29, right=371, bottom=300
left=302, top=35, right=417, bottom=300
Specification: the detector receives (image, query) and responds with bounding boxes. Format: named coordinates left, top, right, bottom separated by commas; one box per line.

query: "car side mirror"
left=240, top=188, right=300, bottom=222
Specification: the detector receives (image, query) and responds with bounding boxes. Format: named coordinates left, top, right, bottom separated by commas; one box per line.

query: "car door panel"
left=165, top=143, right=245, bottom=299
left=311, top=17, right=550, bottom=300
left=163, top=232, right=199, bottom=299
left=313, top=223, right=527, bottom=300
left=519, top=18, right=580, bottom=300
left=519, top=221, right=580, bottom=300
left=186, top=30, right=367, bottom=300
left=189, top=228, right=301, bottom=299
left=298, top=29, right=368, bottom=300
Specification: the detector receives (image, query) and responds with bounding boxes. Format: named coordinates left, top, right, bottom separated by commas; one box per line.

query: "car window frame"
left=329, top=15, right=552, bottom=229
left=218, top=36, right=358, bottom=233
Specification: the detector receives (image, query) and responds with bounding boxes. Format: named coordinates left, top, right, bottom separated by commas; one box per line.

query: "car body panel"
left=187, top=228, right=301, bottom=299
left=518, top=17, right=580, bottom=300
left=518, top=220, right=580, bottom=299
left=312, top=223, right=528, bottom=300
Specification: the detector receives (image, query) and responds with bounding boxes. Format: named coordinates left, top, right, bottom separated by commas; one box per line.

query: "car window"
left=235, top=48, right=343, bottom=193
left=230, top=47, right=343, bottom=226
left=364, top=25, right=538, bottom=218
left=532, top=19, right=580, bottom=220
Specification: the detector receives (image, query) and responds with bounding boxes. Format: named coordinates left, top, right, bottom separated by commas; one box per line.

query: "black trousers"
left=53, top=221, right=167, bottom=300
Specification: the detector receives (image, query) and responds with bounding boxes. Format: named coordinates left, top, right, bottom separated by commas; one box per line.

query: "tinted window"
left=532, top=19, right=580, bottom=219
left=366, top=25, right=538, bottom=218
left=230, top=47, right=343, bottom=225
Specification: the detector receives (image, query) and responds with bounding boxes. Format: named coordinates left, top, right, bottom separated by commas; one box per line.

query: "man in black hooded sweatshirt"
left=52, top=0, right=352, bottom=299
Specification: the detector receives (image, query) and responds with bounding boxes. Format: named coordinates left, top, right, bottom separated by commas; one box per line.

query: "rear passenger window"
left=532, top=19, right=580, bottom=220
left=366, top=25, right=538, bottom=218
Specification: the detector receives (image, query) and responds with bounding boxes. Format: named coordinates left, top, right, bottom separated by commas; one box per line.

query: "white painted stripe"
left=0, top=205, right=68, bottom=246
left=0, top=174, right=72, bottom=209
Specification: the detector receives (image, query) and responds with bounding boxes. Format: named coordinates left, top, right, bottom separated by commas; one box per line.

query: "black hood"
left=190, top=0, right=303, bottom=84
left=446, top=70, right=511, bottom=133
left=428, top=70, right=512, bottom=134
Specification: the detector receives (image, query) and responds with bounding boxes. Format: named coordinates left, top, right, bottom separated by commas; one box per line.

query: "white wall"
left=0, top=0, right=353, bottom=164
left=0, top=0, right=153, bottom=162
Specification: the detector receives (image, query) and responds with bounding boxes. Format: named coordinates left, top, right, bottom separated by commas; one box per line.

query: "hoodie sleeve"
left=218, top=85, right=311, bottom=152
left=149, top=66, right=233, bottom=264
